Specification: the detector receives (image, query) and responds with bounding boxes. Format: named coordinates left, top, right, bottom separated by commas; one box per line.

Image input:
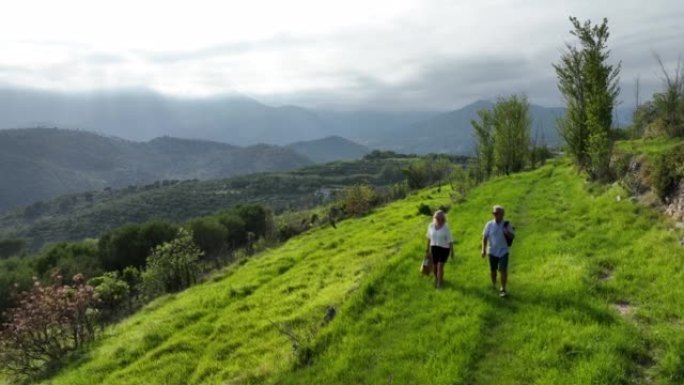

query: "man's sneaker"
left=499, top=289, right=507, bottom=297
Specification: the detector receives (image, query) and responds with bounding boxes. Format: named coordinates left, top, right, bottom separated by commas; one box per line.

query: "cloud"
left=0, top=0, right=683, bottom=109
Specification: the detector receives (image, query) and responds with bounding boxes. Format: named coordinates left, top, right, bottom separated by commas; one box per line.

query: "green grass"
left=616, top=137, right=684, bottom=158
left=42, top=159, right=684, bottom=385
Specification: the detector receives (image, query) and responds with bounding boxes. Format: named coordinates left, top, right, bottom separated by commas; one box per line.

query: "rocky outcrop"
left=664, top=181, right=684, bottom=222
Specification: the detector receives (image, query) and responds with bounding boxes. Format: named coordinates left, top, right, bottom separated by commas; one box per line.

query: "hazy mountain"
left=0, top=88, right=326, bottom=145
left=365, top=100, right=564, bottom=155
left=0, top=87, right=633, bottom=157
left=286, top=136, right=370, bottom=163
left=0, top=128, right=312, bottom=212
left=369, top=100, right=633, bottom=155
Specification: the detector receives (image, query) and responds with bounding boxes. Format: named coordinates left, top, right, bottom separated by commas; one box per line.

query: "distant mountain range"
left=0, top=88, right=635, bottom=212
left=0, top=88, right=633, bottom=156
left=286, top=136, right=370, bottom=163
left=0, top=128, right=316, bottom=212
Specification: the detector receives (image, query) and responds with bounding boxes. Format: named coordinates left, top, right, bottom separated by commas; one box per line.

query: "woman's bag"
left=420, top=255, right=433, bottom=275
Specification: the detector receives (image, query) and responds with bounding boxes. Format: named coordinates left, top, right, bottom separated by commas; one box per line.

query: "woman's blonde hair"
left=432, top=210, right=446, bottom=224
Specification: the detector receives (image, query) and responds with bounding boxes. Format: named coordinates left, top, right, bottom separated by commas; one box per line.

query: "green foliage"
left=651, top=143, right=684, bottom=201
left=216, top=212, right=247, bottom=247
left=33, top=240, right=102, bottom=282
left=341, top=184, right=377, bottom=217
left=0, top=239, right=25, bottom=259
left=471, top=109, right=495, bottom=181
left=417, top=203, right=432, bottom=216
left=142, top=229, right=203, bottom=296
left=98, top=220, right=178, bottom=271
left=187, top=218, right=228, bottom=258
left=642, top=57, right=684, bottom=138
left=471, top=95, right=532, bottom=178
left=89, top=272, right=130, bottom=317
left=402, top=157, right=454, bottom=190
left=0, top=257, right=33, bottom=316
left=492, top=94, right=532, bottom=175
left=554, top=16, right=620, bottom=179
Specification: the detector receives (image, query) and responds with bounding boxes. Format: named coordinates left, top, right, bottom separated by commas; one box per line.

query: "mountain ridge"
left=0, top=128, right=312, bottom=212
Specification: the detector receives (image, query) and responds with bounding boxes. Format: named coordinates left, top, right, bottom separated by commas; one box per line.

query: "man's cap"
left=492, top=205, right=504, bottom=213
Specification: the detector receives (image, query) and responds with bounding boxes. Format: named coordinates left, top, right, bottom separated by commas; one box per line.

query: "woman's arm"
left=426, top=238, right=431, bottom=256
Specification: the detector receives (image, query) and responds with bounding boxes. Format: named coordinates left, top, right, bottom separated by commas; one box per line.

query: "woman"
left=425, top=210, right=454, bottom=288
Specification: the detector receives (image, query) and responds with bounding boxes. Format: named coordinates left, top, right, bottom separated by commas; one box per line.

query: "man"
left=481, top=205, right=514, bottom=297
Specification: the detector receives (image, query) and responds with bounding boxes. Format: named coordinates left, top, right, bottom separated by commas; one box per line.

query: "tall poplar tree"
left=554, top=17, right=620, bottom=181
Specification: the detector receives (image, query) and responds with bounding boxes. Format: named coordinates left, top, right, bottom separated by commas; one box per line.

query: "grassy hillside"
left=42, top=159, right=684, bottom=385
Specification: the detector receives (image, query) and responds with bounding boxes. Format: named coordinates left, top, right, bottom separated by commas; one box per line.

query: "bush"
left=142, top=229, right=203, bottom=296
left=650, top=144, right=684, bottom=202
left=89, top=272, right=130, bottom=321
left=418, top=203, right=432, bottom=216
left=0, top=273, right=96, bottom=379
left=342, top=185, right=377, bottom=217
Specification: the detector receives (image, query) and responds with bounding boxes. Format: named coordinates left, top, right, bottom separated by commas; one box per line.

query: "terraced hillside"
left=43, top=159, right=684, bottom=385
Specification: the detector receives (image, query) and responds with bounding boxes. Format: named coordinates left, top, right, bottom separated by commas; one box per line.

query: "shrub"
left=89, top=272, right=130, bottom=321
left=417, top=203, right=432, bottom=216
left=650, top=144, right=684, bottom=202
left=342, top=185, right=377, bottom=217
left=142, top=229, right=203, bottom=296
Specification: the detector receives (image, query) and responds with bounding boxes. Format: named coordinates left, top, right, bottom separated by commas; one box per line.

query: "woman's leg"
left=437, top=263, right=444, bottom=286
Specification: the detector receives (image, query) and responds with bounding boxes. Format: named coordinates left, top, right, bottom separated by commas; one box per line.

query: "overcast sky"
left=1, top=0, right=682, bottom=110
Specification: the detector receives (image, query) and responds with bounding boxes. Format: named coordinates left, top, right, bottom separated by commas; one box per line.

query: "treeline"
left=0, top=155, right=418, bottom=252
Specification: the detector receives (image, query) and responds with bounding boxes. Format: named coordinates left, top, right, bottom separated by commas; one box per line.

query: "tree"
left=89, top=272, right=130, bottom=322
left=98, top=220, right=177, bottom=271
left=0, top=273, right=96, bottom=378
left=652, top=55, right=684, bottom=137
left=471, top=95, right=531, bottom=177
left=341, top=184, right=377, bottom=217
left=187, top=218, right=228, bottom=259
left=142, top=229, right=203, bottom=295
left=471, top=109, right=495, bottom=181
left=492, top=95, right=531, bottom=175
left=554, top=17, right=621, bottom=180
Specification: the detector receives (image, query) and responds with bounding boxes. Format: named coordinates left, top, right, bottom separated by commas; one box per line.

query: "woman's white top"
left=426, top=223, right=453, bottom=248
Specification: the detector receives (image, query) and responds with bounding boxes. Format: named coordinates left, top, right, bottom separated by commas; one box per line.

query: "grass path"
left=273, top=160, right=684, bottom=385
left=43, top=159, right=684, bottom=385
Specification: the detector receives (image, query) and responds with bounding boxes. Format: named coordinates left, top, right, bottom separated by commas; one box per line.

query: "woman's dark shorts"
left=489, top=253, right=509, bottom=272
left=431, top=246, right=450, bottom=264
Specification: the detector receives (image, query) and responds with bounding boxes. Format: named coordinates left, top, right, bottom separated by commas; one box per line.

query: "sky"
left=0, top=0, right=682, bottom=110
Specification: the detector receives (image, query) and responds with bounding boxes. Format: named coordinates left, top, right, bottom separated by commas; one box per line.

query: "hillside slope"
left=44, top=160, right=684, bottom=385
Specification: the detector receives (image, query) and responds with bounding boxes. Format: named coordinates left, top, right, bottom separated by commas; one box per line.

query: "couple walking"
left=425, top=205, right=514, bottom=296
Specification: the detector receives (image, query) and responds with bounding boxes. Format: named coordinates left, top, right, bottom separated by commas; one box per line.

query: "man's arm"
left=481, top=236, right=487, bottom=258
